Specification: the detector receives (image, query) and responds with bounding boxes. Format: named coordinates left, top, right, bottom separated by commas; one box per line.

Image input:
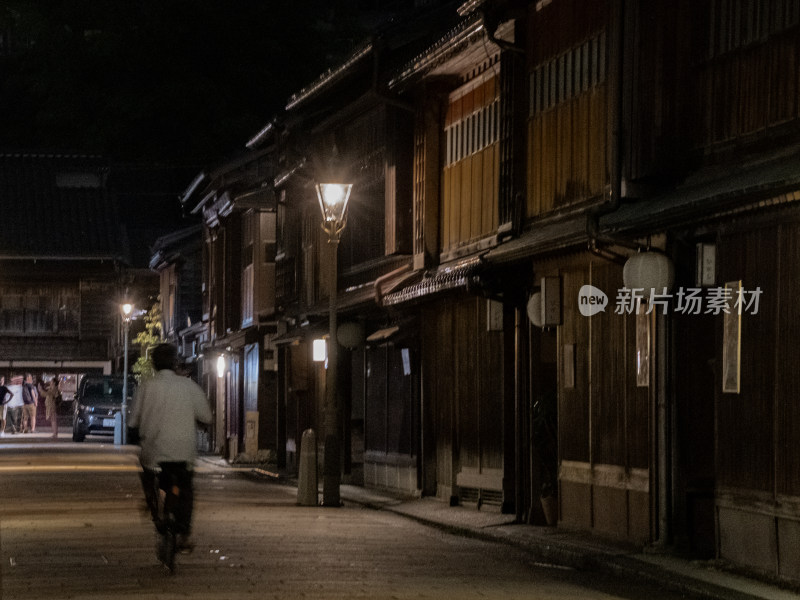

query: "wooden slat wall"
left=364, top=343, right=415, bottom=456
left=695, top=26, right=800, bottom=148
left=387, top=345, right=415, bottom=455
left=626, top=295, right=650, bottom=470
left=365, top=345, right=388, bottom=453
left=717, top=227, right=777, bottom=492
left=716, top=218, right=800, bottom=496
left=558, top=267, right=591, bottom=462
left=421, top=296, right=504, bottom=497
left=590, top=262, right=627, bottom=466
left=452, top=297, right=505, bottom=474
left=557, top=259, right=649, bottom=468
left=337, top=106, right=386, bottom=268
left=624, top=0, right=686, bottom=181
left=456, top=299, right=479, bottom=471
left=413, top=108, right=426, bottom=260
left=442, top=76, right=500, bottom=251
left=526, top=0, right=610, bottom=216
left=414, top=95, right=443, bottom=268
left=529, top=0, right=609, bottom=58
left=776, top=221, right=800, bottom=496
left=422, top=301, right=454, bottom=497
left=79, top=280, right=114, bottom=338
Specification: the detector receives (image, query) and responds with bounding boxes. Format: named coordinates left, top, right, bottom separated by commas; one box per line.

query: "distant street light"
left=121, top=303, right=133, bottom=445
left=316, top=181, right=352, bottom=507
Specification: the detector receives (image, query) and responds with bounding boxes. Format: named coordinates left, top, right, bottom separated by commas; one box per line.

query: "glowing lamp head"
left=216, top=355, right=226, bottom=379
left=316, top=183, right=352, bottom=235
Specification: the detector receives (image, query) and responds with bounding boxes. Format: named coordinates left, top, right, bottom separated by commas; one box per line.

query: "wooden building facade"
left=180, top=150, right=279, bottom=461
left=176, top=0, right=800, bottom=583
left=0, top=154, right=141, bottom=401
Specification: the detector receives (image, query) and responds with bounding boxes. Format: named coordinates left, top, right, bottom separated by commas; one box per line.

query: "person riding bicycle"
left=129, top=343, right=212, bottom=553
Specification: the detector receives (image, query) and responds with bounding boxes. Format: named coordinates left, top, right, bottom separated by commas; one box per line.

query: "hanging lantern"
left=337, top=321, right=365, bottom=349
left=623, top=251, right=675, bottom=297
left=526, top=292, right=543, bottom=328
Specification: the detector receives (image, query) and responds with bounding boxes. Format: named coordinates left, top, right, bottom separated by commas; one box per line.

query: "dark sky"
left=0, top=1, right=369, bottom=166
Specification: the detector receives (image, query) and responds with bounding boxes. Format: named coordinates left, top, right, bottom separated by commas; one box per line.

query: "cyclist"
left=129, top=343, right=212, bottom=553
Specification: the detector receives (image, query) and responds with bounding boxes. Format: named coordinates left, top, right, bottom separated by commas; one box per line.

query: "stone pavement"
left=197, top=456, right=800, bottom=600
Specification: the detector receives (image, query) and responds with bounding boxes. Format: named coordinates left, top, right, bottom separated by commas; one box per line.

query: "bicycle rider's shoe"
left=176, top=534, right=195, bottom=554
left=154, top=518, right=167, bottom=535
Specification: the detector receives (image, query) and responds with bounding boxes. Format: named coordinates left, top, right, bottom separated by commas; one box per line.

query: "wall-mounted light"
left=527, top=277, right=561, bottom=328
left=526, top=292, right=543, bottom=328
left=623, top=250, right=675, bottom=299
left=216, top=355, right=226, bottom=379
left=312, top=338, right=327, bottom=363
left=337, top=321, right=365, bottom=349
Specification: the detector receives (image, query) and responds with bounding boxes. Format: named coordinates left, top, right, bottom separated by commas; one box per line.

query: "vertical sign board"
left=696, top=243, right=716, bottom=287
left=722, top=280, right=742, bottom=394
left=636, top=303, right=650, bottom=387
left=486, top=299, right=503, bottom=331
left=541, top=276, right=562, bottom=327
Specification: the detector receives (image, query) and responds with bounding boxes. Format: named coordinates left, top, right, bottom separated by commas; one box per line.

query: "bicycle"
left=151, top=462, right=188, bottom=574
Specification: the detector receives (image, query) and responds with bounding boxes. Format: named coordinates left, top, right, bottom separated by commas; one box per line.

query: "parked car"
left=72, top=375, right=136, bottom=442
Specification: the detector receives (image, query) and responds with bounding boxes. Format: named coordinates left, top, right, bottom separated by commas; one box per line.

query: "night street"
left=3, top=1, right=800, bottom=596
left=0, top=439, right=693, bottom=600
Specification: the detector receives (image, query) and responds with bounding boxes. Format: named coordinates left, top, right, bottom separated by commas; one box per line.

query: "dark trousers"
left=7, top=406, right=21, bottom=432
left=140, top=462, right=194, bottom=535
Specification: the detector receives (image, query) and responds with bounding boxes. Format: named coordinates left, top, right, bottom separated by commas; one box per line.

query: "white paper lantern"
left=526, top=292, right=543, bottom=328
left=623, top=251, right=675, bottom=296
left=337, top=321, right=365, bottom=349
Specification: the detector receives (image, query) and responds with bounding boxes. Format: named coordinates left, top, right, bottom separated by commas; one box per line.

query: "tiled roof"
left=0, top=153, right=125, bottom=260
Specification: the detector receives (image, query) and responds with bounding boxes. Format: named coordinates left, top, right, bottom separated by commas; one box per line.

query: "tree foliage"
left=131, top=298, right=163, bottom=381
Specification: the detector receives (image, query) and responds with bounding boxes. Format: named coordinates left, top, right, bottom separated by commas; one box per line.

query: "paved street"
left=0, top=438, right=696, bottom=600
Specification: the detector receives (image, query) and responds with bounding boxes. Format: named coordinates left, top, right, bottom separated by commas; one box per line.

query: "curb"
left=342, top=493, right=787, bottom=600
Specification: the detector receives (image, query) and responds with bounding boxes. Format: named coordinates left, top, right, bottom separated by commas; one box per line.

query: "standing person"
left=5, top=376, right=23, bottom=435
left=42, top=376, right=61, bottom=439
left=130, top=343, right=212, bottom=552
left=0, top=376, right=14, bottom=437
left=21, top=373, right=39, bottom=433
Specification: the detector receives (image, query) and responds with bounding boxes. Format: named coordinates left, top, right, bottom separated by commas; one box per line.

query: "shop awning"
left=483, top=219, right=587, bottom=266
left=270, top=321, right=329, bottom=346
left=366, top=326, right=400, bottom=342
left=601, top=146, right=800, bottom=235
left=381, top=256, right=484, bottom=306
left=270, top=332, right=303, bottom=346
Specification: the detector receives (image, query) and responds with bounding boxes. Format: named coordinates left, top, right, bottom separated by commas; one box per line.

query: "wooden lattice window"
left=529, top=31, right=607, bottom=116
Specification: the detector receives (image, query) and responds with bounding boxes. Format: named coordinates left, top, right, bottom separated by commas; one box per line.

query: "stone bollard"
left=297, top=428, right=318, bottom=506
left=114, top=411, right=122, bottom=446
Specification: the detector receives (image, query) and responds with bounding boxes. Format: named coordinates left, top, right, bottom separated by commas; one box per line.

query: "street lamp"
left=121, top=302, right=133, bottom=445
left=316, top=181, right=352, bottom=507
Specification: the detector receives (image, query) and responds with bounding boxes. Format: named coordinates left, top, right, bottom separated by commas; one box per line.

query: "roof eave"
left=286, top=42, right=374, bottom=111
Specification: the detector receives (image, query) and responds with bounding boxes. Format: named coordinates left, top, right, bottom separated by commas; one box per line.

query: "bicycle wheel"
left=154, top=479, right=178, bottom=573
left=158, top=522, right=177, bottom=573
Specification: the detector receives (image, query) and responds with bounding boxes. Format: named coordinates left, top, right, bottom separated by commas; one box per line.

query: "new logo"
left=578, top=285, right=608, bottom=317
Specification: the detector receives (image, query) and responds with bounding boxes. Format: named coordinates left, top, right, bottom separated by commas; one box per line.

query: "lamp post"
left=121, top=302, right=133, bottom=445
left=316, top=181, right=352, bottom=507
